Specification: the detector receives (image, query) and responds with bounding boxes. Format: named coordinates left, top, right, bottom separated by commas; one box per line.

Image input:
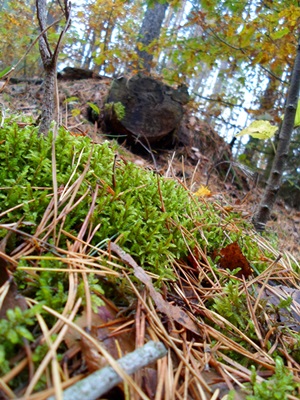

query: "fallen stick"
left=47, top=340, right=167, bottom=400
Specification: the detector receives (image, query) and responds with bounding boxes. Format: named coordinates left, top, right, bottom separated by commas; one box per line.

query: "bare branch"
left=47, top=341, right=167, bottom=400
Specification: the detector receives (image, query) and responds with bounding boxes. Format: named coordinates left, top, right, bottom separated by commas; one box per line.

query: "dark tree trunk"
left=253, top=39, right=300, bottom=231
left=136, top=1, right=169, bottom=72
left=39, top=65, right=56, bottom=134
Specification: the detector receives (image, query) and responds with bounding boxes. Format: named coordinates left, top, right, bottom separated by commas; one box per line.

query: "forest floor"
left=2, top=76, right=299, bottom=259
left=1, top=76, right=300, bottom=400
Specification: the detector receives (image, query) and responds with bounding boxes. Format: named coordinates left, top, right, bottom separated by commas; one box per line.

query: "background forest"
left=2, top=0, right=300, bottom=207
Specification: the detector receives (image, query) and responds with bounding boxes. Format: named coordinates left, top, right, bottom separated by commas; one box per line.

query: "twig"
left=47, top=341, right=167, bottom=400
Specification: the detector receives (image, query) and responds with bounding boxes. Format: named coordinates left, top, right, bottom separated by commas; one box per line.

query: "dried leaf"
left=65, top=305, right=135, bottom=372
left=81, top=334, right=107, bottom=372
left=214, top=242, right=253, bottom=278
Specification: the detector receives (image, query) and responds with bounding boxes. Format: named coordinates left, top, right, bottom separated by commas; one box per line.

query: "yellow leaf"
left=235, top=120, right=277, bottom=140
left=294, top=100, right=300, bottom=128
left=194, top=185, right=211, bottom=197
left=71, top=108, right=81, bottom=117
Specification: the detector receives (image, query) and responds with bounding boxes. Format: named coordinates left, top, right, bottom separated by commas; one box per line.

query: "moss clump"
left=245, top=357, right=299, bottom=399
left=0, top=116, right=271, bottom=278
left=0, top=116, right=290, bottom=395
left=104, top=101, right=125, bottom=120
left=0, top=117, right=197, bottom=278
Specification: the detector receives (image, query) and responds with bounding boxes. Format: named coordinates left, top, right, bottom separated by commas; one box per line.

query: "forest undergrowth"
left=0, top=113, right=300, bottom=400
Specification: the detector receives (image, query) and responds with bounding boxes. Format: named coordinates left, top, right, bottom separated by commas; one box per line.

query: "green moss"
left=0, top=116, right=275, bottom=280
left=0, top=117, right=198, bottom=276
left=0, top=115, right=290, bottom=390
left=245, top=358, right=299, bottom=399
left=104, top=101, right=126, bottom=120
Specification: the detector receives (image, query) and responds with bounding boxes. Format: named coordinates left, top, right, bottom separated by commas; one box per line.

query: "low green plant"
left=0, top=305, right=42, bottom=375
left=87, top=101, right=100, bottom=120
left=0, top=117, right=241, bottom=278
left=104, top=101, right=126, bottom=120
left=246, top=357, right=299, bottom=400
left=0, top=115, right=275, bottom=285
left=213, top=281, right=254, bottom=334
left=77, top=274, right=105, bottom=312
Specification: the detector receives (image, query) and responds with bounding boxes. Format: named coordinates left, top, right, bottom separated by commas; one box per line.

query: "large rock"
left=103, top=74, right=189, bottom=144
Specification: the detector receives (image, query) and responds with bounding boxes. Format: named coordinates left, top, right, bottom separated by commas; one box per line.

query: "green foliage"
left=0, top=118, right=190, bottom=277
left=87, top=101, right=100, bottom=116
left=104, top=101, right=126, bottom=120
left=277, top=296, right=293, bottom=311
left=77, top=274, right=105, bottom=312
left=0, top=66, right=13, bottom=78
left=213, top=281, right=254, bottom=334
left=0, top=0, right=52, bottom=77
left=0, top=116, right=264, bottom=280
left=246, top=358, right=299, bottom=400
left=0, top=305, right=41, bottom=375
left=292, top=99, right=300, bottom=128
left=34, top=271, right=68, bottom=313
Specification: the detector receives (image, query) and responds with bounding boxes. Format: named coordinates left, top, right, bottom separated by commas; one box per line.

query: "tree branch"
left=47, top=341, right=167, bottom=400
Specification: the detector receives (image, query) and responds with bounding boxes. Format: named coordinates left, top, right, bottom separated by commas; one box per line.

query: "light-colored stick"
left=47, top=341, right=167, bottom=400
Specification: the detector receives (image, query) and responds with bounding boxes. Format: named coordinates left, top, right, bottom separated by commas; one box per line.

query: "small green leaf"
left=16, top=326, right=34, bottom=341
left=71, top=108, right=81, bottom=117
left=7, top=329, right=19, bottom=344
left=6, top=309, right=16, bottom=322
left=63, top=97, right=79, bottom=104
left=87, top=102, right=100, bottom=115
left=0, top=66, right=13, bottom=79
left=236, top=120, right=277, bottom=140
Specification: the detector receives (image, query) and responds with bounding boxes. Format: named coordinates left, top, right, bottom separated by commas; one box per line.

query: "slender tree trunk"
left=36, top=0, right=70, bottom=135
left=136, top=1, right=168, bottom=72
left=253, top=39, right=300, bottom=231
left=39, top=66, right=56, bottom=134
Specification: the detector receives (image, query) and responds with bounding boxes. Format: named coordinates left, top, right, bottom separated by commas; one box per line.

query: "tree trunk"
left=253, top=39, right=300, bottom=231
left=36, top=0, right=70, bottom=135
left=136, top=1, right=169, bottom=72
left=39, top=65, right=56, bottom=134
